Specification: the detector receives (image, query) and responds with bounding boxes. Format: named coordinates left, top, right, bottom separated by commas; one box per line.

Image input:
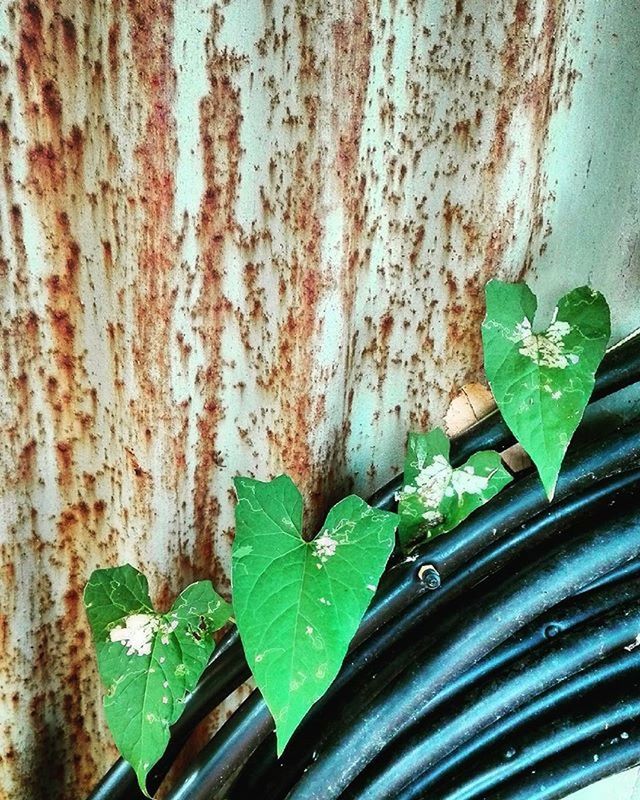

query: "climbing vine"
left=83, top=280, right=611, bottom=795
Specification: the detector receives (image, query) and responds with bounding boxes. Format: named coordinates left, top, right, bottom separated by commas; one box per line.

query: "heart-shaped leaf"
left=482, top=281, right=610, bottom=499
left=232, top=475, right=398, bottom=753
left=397, top=427, right=512, bottom=550
left=84, top=565, right=231, bottom=795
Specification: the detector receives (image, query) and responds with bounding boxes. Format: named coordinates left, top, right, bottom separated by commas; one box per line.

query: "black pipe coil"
left=399, top=646, right=640, bottom=800
left=229, top=469, right=640, bottom=799
left=426, top=669, right=640, bottom=800
left=341, top=592, right=640, bottom=799
left=286, top=500, right=640, bottom=799
left=489, top=717, right=640, bottom=800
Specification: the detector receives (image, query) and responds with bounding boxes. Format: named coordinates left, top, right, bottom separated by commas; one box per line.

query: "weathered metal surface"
left=0, top=0, right=638, bottom=797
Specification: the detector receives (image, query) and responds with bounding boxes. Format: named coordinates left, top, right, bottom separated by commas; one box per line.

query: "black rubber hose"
left=252, top=543, right=640, bottom=800
left=575, top=552, right=640, bottom=595
left=168, top=417, right=640, bottom=800
left=229, top=470, right=640, bottom=799
left=286, top=501, right=640, bottom=799
left=341, top=593, right=640, bottom=799
left=399, top=646, right=640, bottom=800
left=489, top=717, right=640, bottom=800
left=86, top=333, right=640, bottom=800
left=426, top=667, right=640, bottom=800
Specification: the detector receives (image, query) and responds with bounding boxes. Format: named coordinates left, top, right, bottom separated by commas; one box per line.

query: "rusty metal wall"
left=0, top=0, right=638, bottom=797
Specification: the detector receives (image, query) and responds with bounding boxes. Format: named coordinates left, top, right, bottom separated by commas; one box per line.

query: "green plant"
left=84, top=565, right=231, bottom=795
left=397, top=428, right=512, bottom=550
left=482, top=281, right=610, bottom=499
left=232, top=475, right=398, bottom=753
left=83, top=280, right=612, bottom=795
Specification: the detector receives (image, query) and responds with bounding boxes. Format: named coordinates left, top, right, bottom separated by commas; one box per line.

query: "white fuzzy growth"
left=448, top=466, right=490, bottom=498
left=313, top=533, right=339, bottom=562
left=415, top=454, right=452, bottom=509
left=160, top=618, right=179, bottom=645
left=404, top=455, right=490, bottom=527
left=513, top=316, right=579, bottom=369
left=109, top=613, right=160, bottom=656
left=422, top=508, right=444, bottom=525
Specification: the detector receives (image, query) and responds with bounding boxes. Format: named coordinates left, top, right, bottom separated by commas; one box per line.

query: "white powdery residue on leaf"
left=160, top=618, right=179, bottom=645
left=543, top=384, right=563, bottom=400
left=422, top=508, right=444, bottom=525
left=447, top=466, right=490, bottom=500
left=415, top=454, right=452, bottom=500
left=408, top=454, right=452, bottom=522
left=312, top=533, right=339, bottom=562
left=512, top=315, right=579, bottom=369
left=109, top=613, right=160, bottom=656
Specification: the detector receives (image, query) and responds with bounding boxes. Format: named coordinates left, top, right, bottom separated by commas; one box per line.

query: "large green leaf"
left=84, top=565, right=231, bottom=795
left=232, top=475, right=398, bottom=753
left=482, top=281, right=610, bottom=499
left=397, top=428, right=512, bottom=550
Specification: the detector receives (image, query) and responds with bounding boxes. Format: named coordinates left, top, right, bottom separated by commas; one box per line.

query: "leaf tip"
left=542, top=474, right=557, bottom=502
left=135, top=768, right=153, bottom=798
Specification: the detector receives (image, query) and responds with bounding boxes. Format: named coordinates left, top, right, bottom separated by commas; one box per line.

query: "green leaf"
left=482, top=281, right=610, bottom=499
left=397, top=428, right=512, bottom=550
left=232, top=475, right=398, bottom=754
left=84, top=565, right=231, bottom=796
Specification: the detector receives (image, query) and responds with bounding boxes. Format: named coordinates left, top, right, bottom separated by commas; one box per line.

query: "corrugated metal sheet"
left=0, top=1, right=638, bottom=797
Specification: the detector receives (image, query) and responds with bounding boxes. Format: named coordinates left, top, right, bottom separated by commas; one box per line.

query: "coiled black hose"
left=286, top=500, right=640, bottom=799
left=428, top=671, right=640, bottom=800
left=399, top=646, right=640, bottom=800
left=229, top=469, right=640, bottom=799
left=489, top=717, right=640, bottom=800
left=341, top=591, right=640, bottom=798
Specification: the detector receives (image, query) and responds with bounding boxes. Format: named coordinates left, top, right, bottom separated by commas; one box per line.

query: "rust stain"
left=193, top=48, right=241, bottom=585
left=331, top=0, right=373, bottom=321
left=128, top=0, right=178, bottom=408
left=12, top=1, right=104, bottom=792
left=260, top=138, right=326, bottom=519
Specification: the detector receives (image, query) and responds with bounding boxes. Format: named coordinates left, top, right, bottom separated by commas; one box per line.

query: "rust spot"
left=59, top=16, right=77, bottom=53
left=16, top=439, right=37, bottom=484
left=452, top=118, right=472, bottom=149
left=41, top=79, right=62, bottom=122
left=55, top=441, right=73, bottom=487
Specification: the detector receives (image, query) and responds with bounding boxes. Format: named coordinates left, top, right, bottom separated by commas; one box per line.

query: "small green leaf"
left=232, top=475, right=398, bottom=754
left=397, top=428, right=512, bottom=550
left=482, top=281, right=610, bottom=499
left=84, top=565, right=231, bottom=796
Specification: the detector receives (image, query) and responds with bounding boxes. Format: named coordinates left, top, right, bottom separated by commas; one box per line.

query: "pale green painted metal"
left=0, top=0, right=638, bottom=796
